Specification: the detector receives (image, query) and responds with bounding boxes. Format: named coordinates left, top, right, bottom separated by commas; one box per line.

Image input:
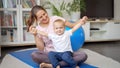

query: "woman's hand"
left=29, top=26, right=37, bottom=36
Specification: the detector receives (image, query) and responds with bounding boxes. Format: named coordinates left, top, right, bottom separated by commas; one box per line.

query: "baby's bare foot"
left=56, top=65, right=60, bottom=68
left=76, top=66, right=80, bottom=68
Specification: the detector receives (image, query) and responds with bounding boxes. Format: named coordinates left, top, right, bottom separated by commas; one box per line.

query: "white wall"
left=114, top=0, right=120, bottom=20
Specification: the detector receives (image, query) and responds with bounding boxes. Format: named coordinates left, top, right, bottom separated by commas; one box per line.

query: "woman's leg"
left=31, top=50, right=53, bottom=68
left=31, top=50, right=87, bottom=67
left=73, top=51, right=88, bottom=64
left=31, top=50, right=50, bottom=64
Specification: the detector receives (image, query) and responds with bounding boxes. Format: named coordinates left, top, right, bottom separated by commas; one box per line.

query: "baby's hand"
left=80, top=16, right=88, bottom=25
left=82, top=16, right=88, bottom=21
left=29, top=26, right=37, bottom=36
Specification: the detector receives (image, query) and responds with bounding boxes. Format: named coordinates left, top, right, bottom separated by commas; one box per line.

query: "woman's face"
left=36, top=10, right=49, bottom=24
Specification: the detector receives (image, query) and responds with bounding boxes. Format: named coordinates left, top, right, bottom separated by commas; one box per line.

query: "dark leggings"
left=31, top=50, right=87, bottom=66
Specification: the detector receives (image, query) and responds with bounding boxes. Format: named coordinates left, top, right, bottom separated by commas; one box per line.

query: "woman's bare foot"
left=39, top=63, right=52, bottom=68
left=39, top=63, right=45, bottom=68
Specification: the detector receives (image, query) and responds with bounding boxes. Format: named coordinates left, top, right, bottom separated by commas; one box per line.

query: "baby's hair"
left=53, top=19, right=65, bottom=26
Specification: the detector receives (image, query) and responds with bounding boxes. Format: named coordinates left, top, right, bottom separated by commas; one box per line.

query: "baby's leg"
left=40, top=63, right=52, bottom=68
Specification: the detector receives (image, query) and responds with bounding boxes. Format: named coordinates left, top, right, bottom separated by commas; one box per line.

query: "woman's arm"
left=29, top=26, right=45, bottom=51
left=34, top=35, right=45, bottom=51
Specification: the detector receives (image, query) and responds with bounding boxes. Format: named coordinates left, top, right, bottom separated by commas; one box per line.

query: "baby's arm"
left=37, top=30, right=48, bottom=37
left=72, top=16, right=88, bottom=33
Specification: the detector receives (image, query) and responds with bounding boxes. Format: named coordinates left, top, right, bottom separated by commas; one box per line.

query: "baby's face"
left=54, top=22, right=65, bottom=35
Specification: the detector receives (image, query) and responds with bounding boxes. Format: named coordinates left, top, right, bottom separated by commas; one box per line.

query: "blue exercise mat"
left=10, top=49, right=98, bottom=68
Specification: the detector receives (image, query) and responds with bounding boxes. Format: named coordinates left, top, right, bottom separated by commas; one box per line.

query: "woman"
left=26, top=5, right=88, bottom=68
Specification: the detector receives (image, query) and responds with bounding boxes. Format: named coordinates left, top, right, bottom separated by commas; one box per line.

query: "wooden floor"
left=83, top=41, right=120, bottom=62
left=0, top=41, right=120, bottom=63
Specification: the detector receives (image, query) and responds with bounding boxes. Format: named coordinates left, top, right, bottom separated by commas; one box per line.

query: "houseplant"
left=69, top=0, right=86, bottom=13
left=43, top=0, right=86, bottom=21
left=45, top=1, right=71, bottom=20
left=46, top=1, right=69, bottom=17
left=41, top=1, right=68, bottom=17
left=68, top=0, right=86, bottom=21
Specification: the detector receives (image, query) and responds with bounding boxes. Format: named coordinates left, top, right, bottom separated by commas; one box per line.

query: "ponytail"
left=26, top=13, right=35, bottom=32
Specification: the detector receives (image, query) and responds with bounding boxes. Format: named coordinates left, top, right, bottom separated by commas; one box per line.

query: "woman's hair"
left=26, top=5, right=46, bottom=31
